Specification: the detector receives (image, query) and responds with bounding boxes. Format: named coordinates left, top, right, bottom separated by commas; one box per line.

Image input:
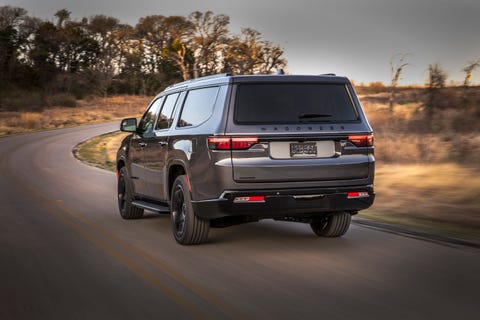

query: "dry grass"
left=0, top=95, right=151, bottom=136
left=75, top=131, right=130, bottom=171
left=361, top=98, right=480, bottom=167
left=361, top=163, right=480, bottom=241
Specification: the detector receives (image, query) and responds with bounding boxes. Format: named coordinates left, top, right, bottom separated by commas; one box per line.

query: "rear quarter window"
left=234, top=83, right=359, bottom=124
left=177, top=87, right=220, bottom=128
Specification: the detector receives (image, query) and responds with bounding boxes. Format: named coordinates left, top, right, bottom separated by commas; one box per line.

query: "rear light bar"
left=347, top=191, right=369, bottom=199
left=233, top=196, right=265, bottom=203
left=348, top=134, right=374, bottom=147
left=208, top=136, right=258, bottom=150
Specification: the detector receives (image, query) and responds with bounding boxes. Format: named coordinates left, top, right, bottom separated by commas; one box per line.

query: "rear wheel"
left=171, top=175, right=209, bottom=245
left=117, top=167, right=144, bottom=219
left=310, top=212, right=351, bottom=237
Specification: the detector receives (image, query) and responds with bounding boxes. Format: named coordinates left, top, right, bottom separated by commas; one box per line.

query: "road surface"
left=0, top=123, right=479, bottom=319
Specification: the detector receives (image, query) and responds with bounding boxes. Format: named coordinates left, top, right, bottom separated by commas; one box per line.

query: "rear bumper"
left=191, top=185, right=374, bottom=220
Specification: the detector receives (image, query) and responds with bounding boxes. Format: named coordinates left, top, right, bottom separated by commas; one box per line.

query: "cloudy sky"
left=3, top=0, right=480, bottom=85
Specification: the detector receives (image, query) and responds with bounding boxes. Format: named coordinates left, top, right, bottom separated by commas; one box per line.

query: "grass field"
left=74, top=131, right=129, bottom=172
left=0, top=95, right=150, bottom=136
left=362, top=164, right=480, bottom=241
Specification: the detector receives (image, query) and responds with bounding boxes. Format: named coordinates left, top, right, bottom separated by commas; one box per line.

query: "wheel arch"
left=116, top=158, right=126, bottom=178
left=117, top=158, right=126, bottom=170
left=168, top=162, right=188, bottom=201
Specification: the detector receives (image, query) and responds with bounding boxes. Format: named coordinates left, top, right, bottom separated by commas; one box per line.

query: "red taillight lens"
left=347, top=191, right=369, bottom=199
left=208, top=137, right=231, bottom=150
left=348, top=134, right=374, bottom=147
left=231, top=137, right=258, bottom=150
left=234, top=196, right=265, bottom=203
left=208, top=136, right=258, bottom=150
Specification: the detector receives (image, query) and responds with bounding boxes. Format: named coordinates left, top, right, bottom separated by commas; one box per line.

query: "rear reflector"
left=208, top=136, right=258, bottom=150
left=347, top=191, right=369, bottom=199
left=233, top=196, right=265, bottom=203
left=348, top=134, right=374, bottom=147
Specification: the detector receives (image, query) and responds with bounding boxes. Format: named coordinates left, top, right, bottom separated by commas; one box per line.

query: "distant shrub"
left=368, top=81, right=387, bottom=93
left=20, top=113, right=43, bottom=130
left=0, top=89, right=44, bottom=111
left=355, top=83, right=389, bottom=95
left=46, top=93, right=77, bottom=108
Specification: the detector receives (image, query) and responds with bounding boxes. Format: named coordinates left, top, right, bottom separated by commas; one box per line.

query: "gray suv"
left=117, top=74, right=375, bottom=245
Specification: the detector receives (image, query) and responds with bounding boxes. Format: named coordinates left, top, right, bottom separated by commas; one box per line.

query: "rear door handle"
left=139, top=142, right=147, bottom=148
left=158, top=141, right=168, bottom=147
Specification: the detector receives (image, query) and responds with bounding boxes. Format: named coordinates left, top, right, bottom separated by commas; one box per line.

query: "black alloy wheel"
left=170, top=175, right=209, bottom=245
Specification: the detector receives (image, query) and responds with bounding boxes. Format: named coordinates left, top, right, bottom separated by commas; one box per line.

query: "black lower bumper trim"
left=192, top=185, right=375, bottom=220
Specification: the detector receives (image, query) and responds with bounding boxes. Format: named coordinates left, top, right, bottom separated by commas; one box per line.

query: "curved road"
left=0, top=123, right=479, bottom=319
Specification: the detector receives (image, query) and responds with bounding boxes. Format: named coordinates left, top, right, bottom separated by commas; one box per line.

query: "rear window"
left=234, top=83, right=358, bottom=124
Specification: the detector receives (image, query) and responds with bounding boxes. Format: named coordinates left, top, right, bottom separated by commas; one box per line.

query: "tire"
left=117, top=166, right=144, bottom=219
left=170, top=175, right=209, bottom=245
left=310, top=212, right=351, bottom=237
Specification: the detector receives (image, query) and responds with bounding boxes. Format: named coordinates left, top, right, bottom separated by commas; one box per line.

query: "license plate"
left=290, top=142, right=317, bottom=157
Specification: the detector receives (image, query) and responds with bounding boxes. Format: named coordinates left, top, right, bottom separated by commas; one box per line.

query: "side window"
left=177, top=87, right=219, bottom=128
left=138, top=98, right=162, bottom=135
left=156, top=93, right=179, bottom=130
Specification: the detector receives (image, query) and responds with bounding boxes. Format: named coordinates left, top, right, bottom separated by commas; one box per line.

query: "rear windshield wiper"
left=298, top=113, right=333, bottom=122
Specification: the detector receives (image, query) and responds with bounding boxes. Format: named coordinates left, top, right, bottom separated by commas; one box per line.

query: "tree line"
left=0, top=6, right=287, bottom=108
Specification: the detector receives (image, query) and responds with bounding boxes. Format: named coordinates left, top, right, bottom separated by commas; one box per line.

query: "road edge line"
left=352, top=218, right=480, bottom=250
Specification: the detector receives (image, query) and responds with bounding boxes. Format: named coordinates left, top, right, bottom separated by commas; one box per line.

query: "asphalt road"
left=1, top=123, right=479, bottom=320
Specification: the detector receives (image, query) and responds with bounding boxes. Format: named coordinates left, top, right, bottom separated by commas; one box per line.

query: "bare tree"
left=389, top=53, right=410, bottom=112
left=54, top=9, right=70, bottom=28
left=256, top=40, right=286, bottom=74
left=223, top=28, right=286, bottom=75
left=163, top=16, right=194, bottom=80
left=188, top=11, right=230, bottom=78
left=460, top=59, right=480, bottom=108
left=425, top=63, right=447, bottom=120
left=462, top=59, right=480, bottom=87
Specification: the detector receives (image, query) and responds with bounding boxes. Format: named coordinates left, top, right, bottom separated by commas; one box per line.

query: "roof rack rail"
left=321, top=73, right=336, bottom=76
left=165, top=73, right=231, bottom=90
left=193, top=73, right=231, bottom=81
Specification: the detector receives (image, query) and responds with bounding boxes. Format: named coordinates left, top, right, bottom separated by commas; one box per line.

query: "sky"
left=2, top=0, right=480, bottom=85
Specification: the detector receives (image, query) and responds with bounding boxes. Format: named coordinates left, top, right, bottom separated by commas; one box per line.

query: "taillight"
left=348, top=134, right=374, bottom=147
left=347, top=191, right=369, bottom=199
left=208, top=137, right=231, bottom=150
left=208, top=136, right=258, bottom=150
left=231, top=137, right=258, bottom=149
left=233, top=196, right=265, bottom=203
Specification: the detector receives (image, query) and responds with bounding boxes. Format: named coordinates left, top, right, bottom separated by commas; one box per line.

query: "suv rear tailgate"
left=232, top=135, right=370, bottom=183
left=226, top=80, right=374, bottom=184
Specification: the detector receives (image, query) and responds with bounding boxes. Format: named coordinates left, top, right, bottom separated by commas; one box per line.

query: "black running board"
left=132, top=200, right=170, bottom=213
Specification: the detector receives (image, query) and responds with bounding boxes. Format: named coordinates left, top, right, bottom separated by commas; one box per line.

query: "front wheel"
left=310, top=212, right=351, bottom=237
left=170, top=175, right=209, bottom=245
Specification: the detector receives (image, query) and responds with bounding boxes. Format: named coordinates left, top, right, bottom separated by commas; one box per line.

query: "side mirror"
left=120, top=118, right=137, bottom=132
